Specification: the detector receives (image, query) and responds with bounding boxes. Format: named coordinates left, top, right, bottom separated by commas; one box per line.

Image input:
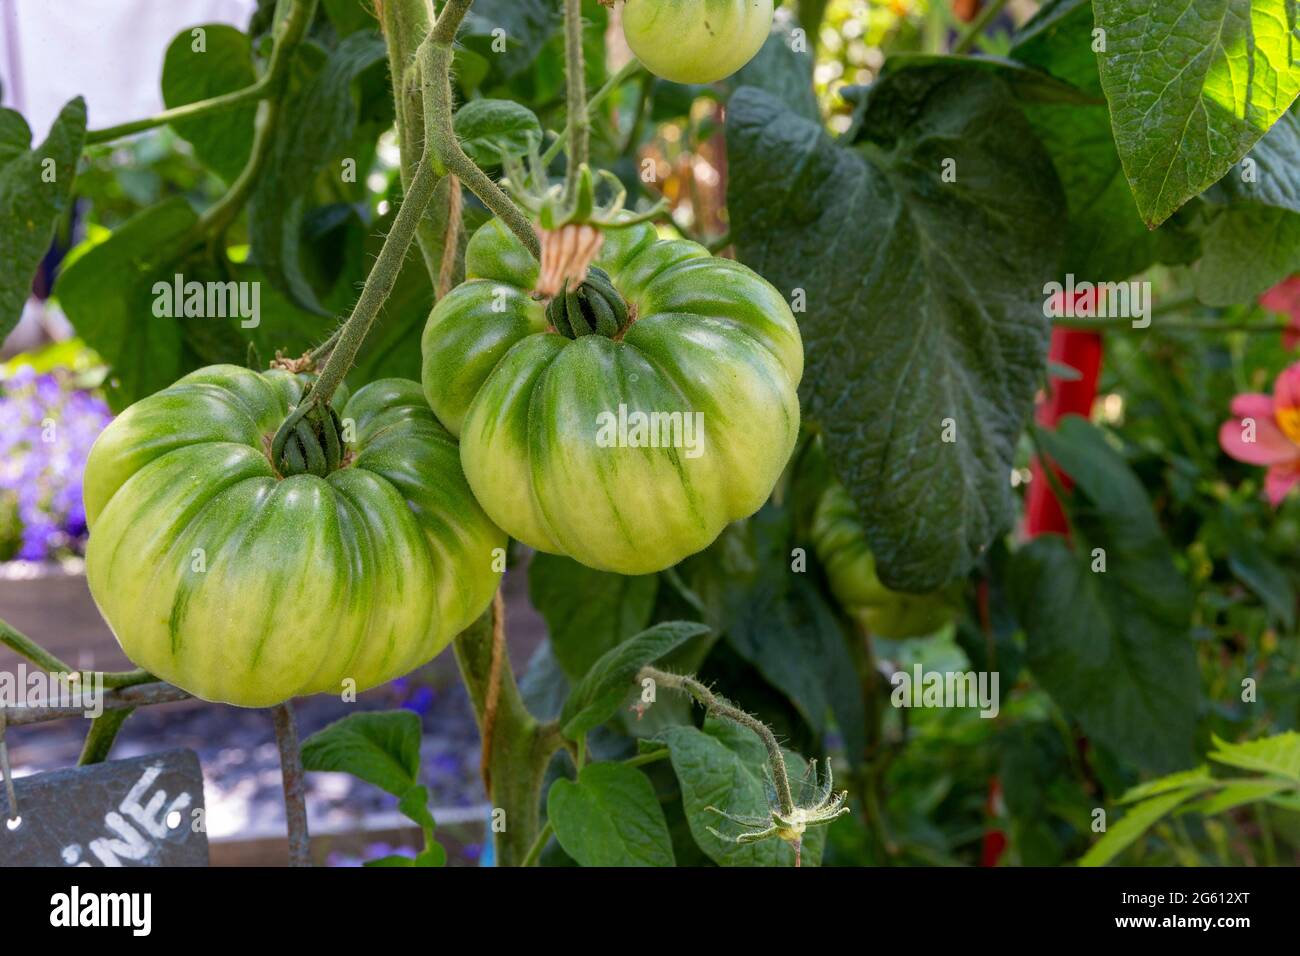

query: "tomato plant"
left=1, top=0, right=1299, bottom=883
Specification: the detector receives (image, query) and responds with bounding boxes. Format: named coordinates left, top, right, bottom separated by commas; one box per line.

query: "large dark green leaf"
left=249, top=31, right=387, bottom=313
left=1093, top=0, right=1300, bottom=228
left=528, top=552, right=657, bottom=681
left=559, top=621, right=710, bottom=740
left=547, top=763, right=675, bottom=866
left=300, top=710, right=422, bottom=797
left=656, top=719, right=827, bottom=867
left=0, top=98, right=85, bottom=339
left=724, top=15, right=819, bottom=122
left=161, top=24, right=257, bottom=183
left=726, top=69, right=1064, bottom=590
left=55, top=198, right=196, bottom=411
left=1010, top=416, right=1200, bottom=772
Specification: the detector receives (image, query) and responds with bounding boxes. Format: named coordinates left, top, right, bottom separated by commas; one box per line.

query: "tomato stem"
left=562, top=0, right=589, bottom=205
left=639, top=665, right=797, bottom=817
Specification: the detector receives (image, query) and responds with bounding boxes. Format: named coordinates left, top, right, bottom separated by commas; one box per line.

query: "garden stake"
left=272, top=702, right=311, bottom=867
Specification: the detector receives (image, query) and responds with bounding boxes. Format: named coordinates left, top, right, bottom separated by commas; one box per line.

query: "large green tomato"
left=622, top=0, right=774, bottom=85
left=83, top=366, right=504, bottom=707
left=421, top=219, right=803, bottom=575
left=811, top=481, right=957, bottom=640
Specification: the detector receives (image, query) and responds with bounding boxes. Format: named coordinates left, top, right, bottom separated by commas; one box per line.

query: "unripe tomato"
left=621, top=0, right=774, bottom=85
left=421, top=219, right=803, bottom=575
left=83, top=366, right=504, bottom=707
left=811, top=481, right=956, bottom=639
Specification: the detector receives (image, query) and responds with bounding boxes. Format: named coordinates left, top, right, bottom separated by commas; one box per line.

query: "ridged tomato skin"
left=421, top=220, right=803, bottom=575
left=83, top=367, right=504, bottom=707
left=622, top=0, right=774, bottom=84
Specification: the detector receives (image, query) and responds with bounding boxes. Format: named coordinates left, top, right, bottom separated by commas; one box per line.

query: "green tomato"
left=811, top=481, right=956, bottom=639
left=421, top=219, right=803, bottom=575
left=622, top=0, right=774, bottom=85
left=83, top=366, right=504, bottom=707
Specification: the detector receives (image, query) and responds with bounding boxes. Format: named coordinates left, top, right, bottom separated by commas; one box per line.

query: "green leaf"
left=1011, top=0, right=1194, bottom=280
left=364, top=854, right=415, bottom=867
left=1194, top=203, right=1300, bottom=306
left=726, top=70, right=1064, bottom=590
left=1187, top=778, right=1292, bottom=815
left=1227, top=541, right=1297, bottom=632
left=300, top=710, right=423, bottom=797
left=559, top=621, right=710, bottom=740
left=724, top=15, right=819, bottom=122
left=55, top=197, right=196, bottom=411
left=321, top=0, right=375, bottom=36
left=161, top=25, right=257, bottom=183
left=453, top=99, right=542, bottom=167
left=1079, top=787, right=1211, bottom=866
left=1117, top=765, right=1212, bottom=804
left=880, top=52, right=1103, bottom=105
left=1211, top=106, right=1300, bottom=213
left=1010, top=416, right=1200, bottom=772
left=249, top=31, right=388, bottom=313
left=1093, top=0, right=1300, bottom=227
left=1209, top=731, right=1300, bottom=783
left=658, top=719, right=826, bottom=867
left=528, top=552, right=657, bottom=681
left=678, top=504, right=865, bottom=764
left=547, top=763, right=675, bottom=867
left=0, top=98, right=85, bottom=340
left=461, top=0, right=556, bottom=85
left=413, top=843, right=447, bottom=867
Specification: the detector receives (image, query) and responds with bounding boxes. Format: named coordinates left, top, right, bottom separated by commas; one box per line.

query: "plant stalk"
left=639, top=666, right=796, bottom=817
left=561, top=0, right=588, bottom=203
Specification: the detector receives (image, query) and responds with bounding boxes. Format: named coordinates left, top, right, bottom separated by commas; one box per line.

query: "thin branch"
left=542, top=59, right=645, bottom=168
left=520, top=819, right=553, bottom=867
left=478, top=590, right=506, bottom=795
left=953, top=0, right=1011, bottom=54
left=272, top=701, right=312, bottom=867
left=86, top=82, right=270, bottom=146
left=418, top=6, right=540, bottom=260
left=639, top=666, right=796, bottom=816
left=3, top=682, right=191, bottom=727
left=1, top=618, right=156, bottom=689
left=79, top=708, right=135, bottom=765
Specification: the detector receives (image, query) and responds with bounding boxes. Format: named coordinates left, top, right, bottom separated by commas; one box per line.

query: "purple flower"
left=0, top=368, right=111, bottom=561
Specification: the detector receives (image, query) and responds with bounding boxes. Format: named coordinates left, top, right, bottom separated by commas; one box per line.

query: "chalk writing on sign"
left=0, top=749, right=208, bottom=867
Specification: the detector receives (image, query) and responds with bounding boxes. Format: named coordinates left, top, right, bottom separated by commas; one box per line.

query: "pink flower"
left=1219, top=363, right=1300, bottom=506
left=1260, top=276, right=1300, bottom=349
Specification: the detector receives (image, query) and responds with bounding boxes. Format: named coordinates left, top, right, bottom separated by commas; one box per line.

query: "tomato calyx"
left=269, top=397, right=347, bottom=478
left=546, top=266, right=632, bottom=340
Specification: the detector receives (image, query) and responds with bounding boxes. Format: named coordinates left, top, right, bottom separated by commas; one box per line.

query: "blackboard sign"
left=0, top=750, right=208, bottom=866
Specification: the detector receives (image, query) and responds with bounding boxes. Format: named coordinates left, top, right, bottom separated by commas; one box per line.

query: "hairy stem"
left=417, top=7, right=540, bottom=260
left=86, top=84, right=269, bottom=146
left=562, top=0, right=588, bottom=202
left=639, top=666, right=796, bottom=817
left=307, top=155, right=440, bottom=406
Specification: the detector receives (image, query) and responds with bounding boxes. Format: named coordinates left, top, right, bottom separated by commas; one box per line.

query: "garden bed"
left=0, top=561, right=545, bottom=866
